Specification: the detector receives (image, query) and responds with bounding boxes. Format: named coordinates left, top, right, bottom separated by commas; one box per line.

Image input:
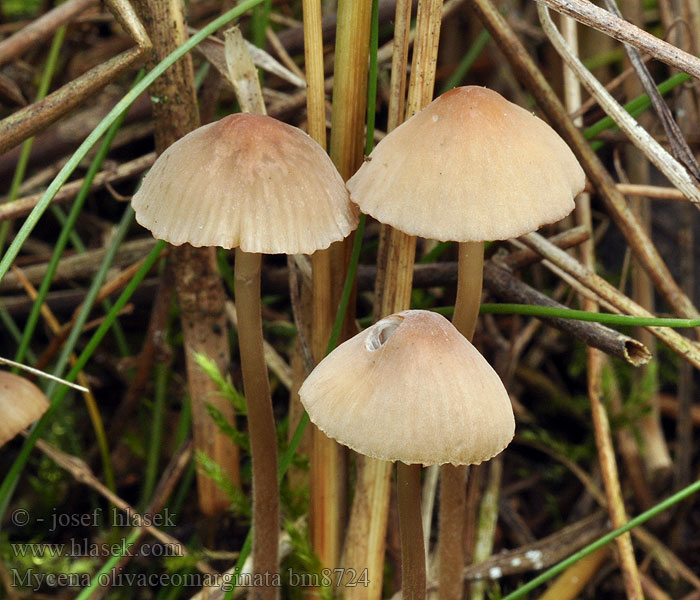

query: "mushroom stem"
left=439, top=241, right=484, bottom=600
left=397, top=462, right=426, bottom=600
left=234, top=248, right=279, bottom=599
left=453, top=242, right=484, bottom=339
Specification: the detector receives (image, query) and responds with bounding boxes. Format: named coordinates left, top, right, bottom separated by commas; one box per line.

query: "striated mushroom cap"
left=0, top=371, right=50, bottom=447
left=132, top=113, right=358, bottom=254
left=347, top=86, right=585, bottom=242
left=299, top=310, right=515, bottom=466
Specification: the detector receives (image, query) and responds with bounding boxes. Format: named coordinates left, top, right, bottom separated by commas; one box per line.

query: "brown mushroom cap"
left=347, top=86, right=585, bottom=242
left=0, top=371, right=50, bottom=447
left=132, top=113, right=358, bottom=254
left=298, top=309, right=515, bottom=466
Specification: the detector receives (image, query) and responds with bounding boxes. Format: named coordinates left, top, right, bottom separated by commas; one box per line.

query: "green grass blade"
left=74, top=528, right=143, bottom=600
left=12, top=71, right=143, bottom=366
left=49, top=204, right=131, bottom=358
left=583, top=72, right=690, bottom=150
left=480, top=303, right=700, bottom=327
left=141, top=362, right=169, bottom=507
left=1, top=206, right=136, bottom=516
left=441, top=29, right=491, bottom=93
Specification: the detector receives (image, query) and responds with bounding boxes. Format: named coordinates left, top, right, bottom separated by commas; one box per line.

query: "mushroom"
left=133, top=113, right=357, bottom=253
left=299, top=309, right=515, bottom=600
left=0, top=371, right=50, bottom=448
left=132, top=112, right=358, bottom=589
left=347, top=86, right=584, bottom=243
left=347, top=86, right=585, bottom=599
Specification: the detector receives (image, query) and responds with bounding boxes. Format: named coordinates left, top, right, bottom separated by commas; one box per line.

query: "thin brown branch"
left=483, top=261, right=650, bottom=365
left=520, top=232, right=700, bottom=368
left=0, top=153, right=155, bottom=223
left=0, top=237, right=157, bottom=292
left=0, top=0, right=98, bottom=67
left=536, top=0, right=700, bottom=79
left=0, top=47, right=146, bottom=154
left=31, top=437, right=214, bottom=574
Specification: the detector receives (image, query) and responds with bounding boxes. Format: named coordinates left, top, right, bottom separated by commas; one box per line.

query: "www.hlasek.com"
left=11, top=538, right=181, bottom=559
left=12, top=568, right=371, bottom=592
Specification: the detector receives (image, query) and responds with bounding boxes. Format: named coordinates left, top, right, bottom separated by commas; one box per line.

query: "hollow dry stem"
left=557, top=18, right=643, bottom=591
left=521, top=232, right=700, bottom=368
left=587, top=349, right=644, bottom=600
left=537, top=0, right=700, bottom=78
left=346, top=3, right=442, bottom=599
left=304, top=0, right=347, bottom=574
left=133, top=0, right=239, bottom=516
left=325, top=0, right=375, bottom=594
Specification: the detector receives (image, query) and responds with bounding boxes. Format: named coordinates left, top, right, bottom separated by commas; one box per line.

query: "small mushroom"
left=133, top=112, right=357, bottom=253
left=299, top=309, right=514, bottom=600
left=347, top=85, right=585, bottom=243
left=299, top=309, right=514, bottom=466
left=131, top=112, right=357, bottom=589
left=0, top=371, right=49, bottom=448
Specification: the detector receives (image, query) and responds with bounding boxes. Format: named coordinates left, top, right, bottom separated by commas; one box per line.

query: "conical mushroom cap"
left=0, top=371, right=50, bottom=447
left=299, top=310, right=515, bottom=466
left=347, top=86, right=585, bottom=242
left=132, top=113, right=358, bottom=254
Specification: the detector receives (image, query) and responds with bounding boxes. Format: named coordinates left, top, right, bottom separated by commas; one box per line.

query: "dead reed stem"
left=320, top=0, right=375, bottom=580
left=482, top=263, right=651, bottom=365
left=536, top=547, right=611, bottom=600
left=587, top=350, right=644, bottom=600
left=557, top=9, right=644, bottom=598
left=0, top=0, right=152, bottom=154
left=133, top=0, right=239, bottom=517
left=622, top=37, right=672, bottom=488
left=0, top=153, right=155, bottom=222
left=345, top=1, right=444, bottom=597
left=304, top=0, right=348, bottom=576
left=0, top=0, right=98, bottom=66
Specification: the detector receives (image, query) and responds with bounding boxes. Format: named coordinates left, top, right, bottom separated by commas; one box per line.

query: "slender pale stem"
left=438, top=466, right=467, bottom=600
left=439, top=241, right=484, bottom=600
left=453, top=242, right=484, bottom=338
left=234, top=248, right=279, bottom=600
left=397, top=462, right=426, bottom=600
